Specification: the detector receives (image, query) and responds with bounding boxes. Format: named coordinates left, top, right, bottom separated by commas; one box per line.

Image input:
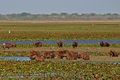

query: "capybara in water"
left=80, top=53, right=90, bottom=60
left=57, top=41, right=63, bottom=48
left=100, top=41, right=110, bottom=47
left=3, top=43, right=13, bottom=49
left=100, top=41, right=104, bottom=47
left=72, top=41, right=78, bottom=48
left=104, top=42, right=110, bottom=47
left=108, top=50, right=118, bottom=57
left=10, top=43, right=17, bottom=47
left=42, top=51, right=55, bottom=59
left=33, top=42, right=42, bottom=47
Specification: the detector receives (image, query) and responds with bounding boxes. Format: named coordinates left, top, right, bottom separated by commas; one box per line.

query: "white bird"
left=9, top=30, right=11, bottom=34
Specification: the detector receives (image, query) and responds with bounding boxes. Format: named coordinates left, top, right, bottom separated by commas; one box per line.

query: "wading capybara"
left=108, top=50, right=118, bottom=57
left=100, top=41, right=104, bottom=47
left=104, top=42, right=110, bottom=47
left=100, top=41, right=110, bottom=47
left=3, top=43, right=13, bottom=49
left=57, top=41, right=63, bottom=48
left=72, top=41, right=78, bottom=48
left=10, top=43, right=17, bottom=47
left=33, top=42, right=42, bottom=47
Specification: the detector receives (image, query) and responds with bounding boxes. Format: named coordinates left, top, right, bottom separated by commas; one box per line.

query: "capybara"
left=72, top=41, right=78, bottom=48
left=29, top=50, right=41, bottom=60
left=56, top=50, right=69, bottom=59
left=108, top=50, right=118, bottom=57
left=66, top=51, right=79, bottom=60
left=42, top=51, right=55, bottom=59
left=57, top=41, right=63, bottom=48
left=33, top=42, right=42, bottom=47
left=100, top=41, right=104, bottom=47
left=10, top=43, right=17, bottom=47
left=34, top=55, right=44, bottom=62
left=100, top=41, right=110, bottom=47
left=3, top=43, right=13, bottom=49
left=80, top=53, right=90, bottom=60
left=104, top=42, right=110, bottom=47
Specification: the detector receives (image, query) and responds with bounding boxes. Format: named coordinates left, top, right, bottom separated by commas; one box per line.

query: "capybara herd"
left=2, top=41, right=119, bottom=62
left=29, top=50, right=90, bottom=61
left=2, top=41, right=110, bottom=49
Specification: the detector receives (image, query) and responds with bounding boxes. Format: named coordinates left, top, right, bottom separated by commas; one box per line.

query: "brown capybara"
left=3, top=43, right=13, bottom=49
left=34, top=55, right=44, bottom=62
left=42, top=51, right=55, bottom=59
left=30, top=50, right=40, bottom=56
left=104, top=42, right=110, bottom=47
left=72, top=41, right=78, bottom=48
left=80, top=53, right=90, bottom=60
left=66, top=51, right=80, bottom=60
left=29, top=50, right=41, bottom=60
left=108, top=50, right=118, bottom=57
left=10, top=43, right=17, bottom=47
left=100, top=41, right=110, bottom=47
left=33, top=42, right=42, bottom=47
left=57, top=41, right=63, bottom=48
left=56, top=50, right=69, bottom=59
left=100, top=41, right=104, bottom=47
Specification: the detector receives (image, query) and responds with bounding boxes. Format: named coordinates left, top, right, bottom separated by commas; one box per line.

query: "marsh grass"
left=0, top=22, right=120, bottom=41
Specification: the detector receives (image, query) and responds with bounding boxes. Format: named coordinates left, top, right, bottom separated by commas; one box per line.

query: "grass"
left=0, top=22, right=120, bottom=40
left=0, top=61, right=120, bottom=79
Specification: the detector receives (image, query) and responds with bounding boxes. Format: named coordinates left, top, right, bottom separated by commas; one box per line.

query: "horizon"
left=0, top=12, right=120, bottom=15
left=0, top=0, right=120, bottom=14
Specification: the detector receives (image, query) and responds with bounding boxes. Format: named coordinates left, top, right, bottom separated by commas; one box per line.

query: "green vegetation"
left=0, top=22, right=120, bottom=41
left=0, top=61, right=120, bottom=79
left=0, top=22, right=120, bottom=79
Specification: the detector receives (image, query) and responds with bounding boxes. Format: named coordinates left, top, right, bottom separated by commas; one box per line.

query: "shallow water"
left=0, top=57, right=120, bottom=65
left=0, top=57, right=31, bottom=61
left=0, top=39, right=120, bottom=44
left=0, top=72, right=59, bottom=79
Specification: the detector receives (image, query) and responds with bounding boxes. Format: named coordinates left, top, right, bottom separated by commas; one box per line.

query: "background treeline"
left=0, top=12, right=120, bottom=20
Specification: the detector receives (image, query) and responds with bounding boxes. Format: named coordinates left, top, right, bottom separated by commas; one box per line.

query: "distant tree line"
left=0, top=12, right=120, bottom=20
